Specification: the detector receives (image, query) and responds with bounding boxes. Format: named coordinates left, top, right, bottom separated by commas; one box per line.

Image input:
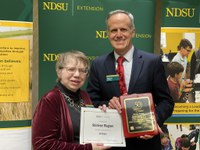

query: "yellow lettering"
left=188, top=8, right=195, bottom=18
left=43, top=2, right=50, bottom=10
left=166, top=7, right=195, bottom=18
left=135, top=34, right=151, bottom=39
left=166, top=8, right=173, bottom=17
left=43, top=2, right=68, bottom=11
left=96, top=31, right=108, bottom=39
left=76, top=5, right=104, bottom=12
left=43, top=53, right=59, bottom=61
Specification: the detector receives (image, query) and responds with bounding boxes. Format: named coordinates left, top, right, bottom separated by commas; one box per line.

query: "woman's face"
left=58, top=58, right=87, bottom=92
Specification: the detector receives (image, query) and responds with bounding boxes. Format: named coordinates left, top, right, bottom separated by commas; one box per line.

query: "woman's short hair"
left=55, top=50, right=89, bottom=81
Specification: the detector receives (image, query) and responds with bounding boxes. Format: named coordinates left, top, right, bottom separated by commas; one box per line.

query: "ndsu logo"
left=43, top=2, right=68, bottom=11
left=43, top=53, right=59, bottom=61
left=96, top=31, right=108, bottom=39
left=166, top=7, right=195, bottom=18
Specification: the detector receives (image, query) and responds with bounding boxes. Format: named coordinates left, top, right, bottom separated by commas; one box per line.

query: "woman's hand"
left=98, top=104, right=107, bottom=112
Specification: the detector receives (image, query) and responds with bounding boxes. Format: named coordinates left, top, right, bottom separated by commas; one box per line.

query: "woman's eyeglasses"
left=62, top=67, right=88, bottom=75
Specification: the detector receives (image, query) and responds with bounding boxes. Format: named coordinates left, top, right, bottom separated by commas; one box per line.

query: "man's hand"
left=108, top=97, right=122, bottom=113
left=139, top=125, right=163, bottom=140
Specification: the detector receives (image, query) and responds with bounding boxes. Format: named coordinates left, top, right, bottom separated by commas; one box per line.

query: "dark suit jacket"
left=87, top=48, right=174, bottom=150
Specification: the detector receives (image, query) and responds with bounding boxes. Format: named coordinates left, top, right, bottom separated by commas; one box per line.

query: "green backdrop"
left=38, top=0, right=156, bottom=98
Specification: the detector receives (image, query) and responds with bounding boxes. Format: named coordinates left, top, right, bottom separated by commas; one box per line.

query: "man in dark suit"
left=87, top=9, right=174, bottom=150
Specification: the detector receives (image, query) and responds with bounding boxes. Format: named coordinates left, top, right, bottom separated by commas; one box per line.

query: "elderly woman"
left=32, top=50, right=110, bottom=150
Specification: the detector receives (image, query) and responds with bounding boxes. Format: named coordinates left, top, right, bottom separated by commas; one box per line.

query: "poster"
left=0, top=20, right=32, bottom=150
left=0, top=0, right=33, bottom=149
left=161, top=1, right=200, bottom=149
left=0, top=38, right=29, bottom=102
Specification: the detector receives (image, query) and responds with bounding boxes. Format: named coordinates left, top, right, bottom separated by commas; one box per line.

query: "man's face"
left=175, top=72, right=183, bottom=82
left=107, top=13, right=135, bottom=55
left=180, top=46, right=192, bottom=57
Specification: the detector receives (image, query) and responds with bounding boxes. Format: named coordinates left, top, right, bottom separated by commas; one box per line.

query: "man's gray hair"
left=106, top=9, right=135, bottom=29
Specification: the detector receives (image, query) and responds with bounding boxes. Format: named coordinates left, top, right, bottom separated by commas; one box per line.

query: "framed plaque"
left=119, top=93, right=159, bottom=138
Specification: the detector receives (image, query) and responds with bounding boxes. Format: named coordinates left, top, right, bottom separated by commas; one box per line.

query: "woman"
left=32, top=50, right=110, bottom=150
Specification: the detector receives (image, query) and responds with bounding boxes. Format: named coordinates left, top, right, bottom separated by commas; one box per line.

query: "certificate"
left=80, top=107, right=126, bottom=147
left=120, top=93, right=159, bottom=138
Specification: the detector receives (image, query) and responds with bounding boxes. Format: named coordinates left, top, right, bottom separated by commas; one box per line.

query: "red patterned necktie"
left=116, top=56, right=127, bottom=95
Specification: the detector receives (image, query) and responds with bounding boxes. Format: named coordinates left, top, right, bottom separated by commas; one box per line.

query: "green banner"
left=161, top=0, right=200, bottom=27
left=39, top=0, right=156, bottom=98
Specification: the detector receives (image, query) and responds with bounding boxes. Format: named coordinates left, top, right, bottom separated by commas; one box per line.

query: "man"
left=87, top=9, right=174, bottom=150
left=166, top=62, right=192, bottom=103
left=187, top=127, right=200, bottom=150
left=190, top=48, right=200, bottom=102
left=172, top=38, right=192, bottom=81
left=190, top=48, right=200, bottom=81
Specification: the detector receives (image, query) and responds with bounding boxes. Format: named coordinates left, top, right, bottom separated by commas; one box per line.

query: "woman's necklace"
left=61, top=92, right=84, bottom=112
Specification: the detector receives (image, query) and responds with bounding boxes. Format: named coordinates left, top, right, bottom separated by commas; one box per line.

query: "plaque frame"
left=120, top=93, right=159, bottom=138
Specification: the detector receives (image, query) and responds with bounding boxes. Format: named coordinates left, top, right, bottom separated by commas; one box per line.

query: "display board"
left=161, top=1, right=200, bottom=149
left=0, top=0, right=32, bottom=149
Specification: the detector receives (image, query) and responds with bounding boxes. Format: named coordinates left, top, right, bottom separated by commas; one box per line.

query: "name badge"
left=106, top=75, right=119, bottom=82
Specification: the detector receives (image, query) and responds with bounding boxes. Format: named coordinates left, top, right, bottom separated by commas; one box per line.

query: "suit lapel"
left=128, top=49, right=144, bottom=93
left=104, top=52, right=121, bottom=94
